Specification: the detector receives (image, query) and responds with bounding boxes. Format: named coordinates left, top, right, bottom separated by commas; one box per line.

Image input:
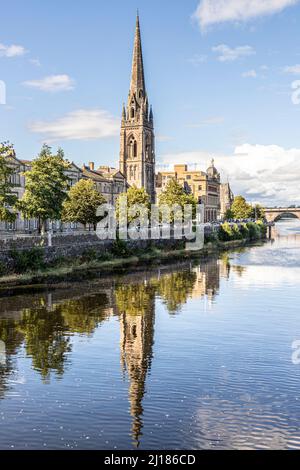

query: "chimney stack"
left=89, top=162, right=95, bottom=171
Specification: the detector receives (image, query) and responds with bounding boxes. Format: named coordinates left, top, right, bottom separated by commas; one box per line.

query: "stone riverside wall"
left=0, top=233, right=187, bottom=271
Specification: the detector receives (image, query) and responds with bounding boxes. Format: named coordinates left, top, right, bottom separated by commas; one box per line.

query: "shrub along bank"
left=206, top=220, right=267, bottom=243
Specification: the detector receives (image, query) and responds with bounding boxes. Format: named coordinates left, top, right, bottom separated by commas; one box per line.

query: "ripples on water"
left=0, top=218, right=300, bottom=450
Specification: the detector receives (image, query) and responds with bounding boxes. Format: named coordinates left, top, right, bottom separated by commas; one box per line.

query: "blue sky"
left=1, top=0, right=300, bottom=205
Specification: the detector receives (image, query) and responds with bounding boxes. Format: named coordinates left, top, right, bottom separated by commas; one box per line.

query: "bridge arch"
left=273, top=212, right=300, bottom=222
left=265, top=209, right=300, bottom=223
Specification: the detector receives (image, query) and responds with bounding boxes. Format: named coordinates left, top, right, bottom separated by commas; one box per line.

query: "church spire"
left=119, top=13, right=156, bottom=204
left=130, top=12, right=146, bottom=95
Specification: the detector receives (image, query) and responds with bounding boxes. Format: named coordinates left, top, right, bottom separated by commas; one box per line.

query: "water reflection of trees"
left=0, top=254, right=248, bottom=446
left=115, top=283, right=156, bottom=317
left=18, top=307, right=71, bottom=380
left=0, top=319, right=23, bottom=399
left=153, top=271, right=197, bottom=315
left=0, top=292, right=110, bottom=382
left=0, top=257, right=235, bottom=384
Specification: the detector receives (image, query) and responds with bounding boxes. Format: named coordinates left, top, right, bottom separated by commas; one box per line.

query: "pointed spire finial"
left=149, top=105, right=153, bottom=122
left=122, top=103, right=126, bottom=120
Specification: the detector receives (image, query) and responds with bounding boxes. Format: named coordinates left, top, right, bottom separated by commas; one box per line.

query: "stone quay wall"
left=0, top=232, right=188, bottom=271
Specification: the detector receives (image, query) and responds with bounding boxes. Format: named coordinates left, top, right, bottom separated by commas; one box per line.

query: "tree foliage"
left=251, top=204, right=265, bottom=220
left=218, top=220, right=266, bottom=241
left=230, top=196, right=252, bottom=220
left=18, top=145, right=70, bottom=233
left=0, top=142, right=18, bottom=222
left=62, top=178, right=106, bottom=229
left=158, top=178, right=197, bottom=222
left=116, top=186, right=151, bottom=225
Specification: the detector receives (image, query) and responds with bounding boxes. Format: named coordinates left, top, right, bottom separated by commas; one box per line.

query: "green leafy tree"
left=230, top=196, right=252, bottom=220
left=62, top=179, right=106, bottom=230
left=116, top=186, right=151, bottom=225
left=158, top=178, right=197, bottom=223
left=18, top=144, right=70, bottom=233
left=0, top=142, right=18, bottom=223
left=251, top=204, right=265, bottom=220
left=224, top=208, right=233, bottom=220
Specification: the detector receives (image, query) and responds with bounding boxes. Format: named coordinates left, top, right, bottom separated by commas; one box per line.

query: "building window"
left=186, top=175, right=191, bottom=180
left=9, top=173, right=20, bottom=186
left=131, top=108, right=135, bottom=119
left=198, top=185, right=202, bottom=190
left=5, top=221, right=16, bottom=231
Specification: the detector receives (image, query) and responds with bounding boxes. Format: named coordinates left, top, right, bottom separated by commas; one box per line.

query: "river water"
left=0, top=218, right=300, bottom=450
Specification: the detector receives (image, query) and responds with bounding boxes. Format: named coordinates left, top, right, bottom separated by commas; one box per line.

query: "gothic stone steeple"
left=119, top=13, right=156, bottom=203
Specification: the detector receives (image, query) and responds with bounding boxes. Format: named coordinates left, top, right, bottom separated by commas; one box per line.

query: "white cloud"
left=0, top=43, right=27, bottom=57
left=284, top=64, right=300, bottom=75
left=159, top=143, right=300, bottom=206
left=193, top=0, right=299, bottom=30
left=28, top=109, right=119, bottom=142
left=212, top=44, right=255, bottom=62
left=23, top=74, right=75, bottom=92
left=242, top=69, right=257, bottom=78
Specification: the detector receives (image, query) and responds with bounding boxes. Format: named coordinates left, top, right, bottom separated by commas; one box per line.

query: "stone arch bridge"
left=264, top=208, right=300, bottom=223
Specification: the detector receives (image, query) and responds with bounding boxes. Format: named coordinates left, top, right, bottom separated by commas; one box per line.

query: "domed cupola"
left=207, top=158, right=220, bottom=180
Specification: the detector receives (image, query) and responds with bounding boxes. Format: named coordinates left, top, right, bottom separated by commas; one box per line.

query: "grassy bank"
left=0, top=221, right=267, bottom=292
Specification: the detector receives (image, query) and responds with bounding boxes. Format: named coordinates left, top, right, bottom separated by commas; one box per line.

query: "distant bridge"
left=264, top=207, right=300, bottom=223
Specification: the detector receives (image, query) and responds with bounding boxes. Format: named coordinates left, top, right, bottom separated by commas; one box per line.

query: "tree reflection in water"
left=0, top=254, right=239, bottom=446
left=0, top=293, right=110, bottom=382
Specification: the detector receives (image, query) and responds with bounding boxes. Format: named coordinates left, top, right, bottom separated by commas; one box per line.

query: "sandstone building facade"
left=0, top=151, right=127, bottom=233
left=156, top=160, right=221, bottom=222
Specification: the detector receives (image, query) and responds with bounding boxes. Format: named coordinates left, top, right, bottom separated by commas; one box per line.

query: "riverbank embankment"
left=0, top=221, right=267, bottom=292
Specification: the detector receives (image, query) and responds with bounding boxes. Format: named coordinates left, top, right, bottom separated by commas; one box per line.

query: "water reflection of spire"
left=117, top=283, right=155, bottom=447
